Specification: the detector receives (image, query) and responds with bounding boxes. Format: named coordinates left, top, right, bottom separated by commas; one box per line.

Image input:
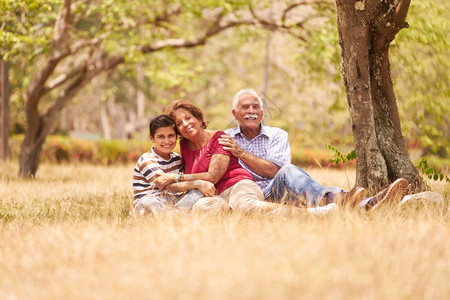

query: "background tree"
left=335, top=0, right=424, bottom=192
left=1, top=0, right=323, bottom=178
left=289, top=0, right=449, bottom=161
left=391, top=1, right=449, bottom=159
left=2, top=0, right=447, bottom=189
left=0, top=59, right=9, bottom=160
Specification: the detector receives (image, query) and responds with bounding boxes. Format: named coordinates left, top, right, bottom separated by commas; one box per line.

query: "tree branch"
left=139, top=17, right=256, bottom=53
left=249, top=5, right=277, bottom=30
left=71, top=36, right=103, bottom=53
left=25, top=0, right=72, bottom=111
left=50, top=0, right=71, bottom=59
left=44, top=37, right=103, bottom=92
left=45, top=61, right=88, bottom=92
left=42, top=54, right=125, bottom=138
left=281, top=1, right=334, bottom=25
left=394, top=0, right=411, bottom=28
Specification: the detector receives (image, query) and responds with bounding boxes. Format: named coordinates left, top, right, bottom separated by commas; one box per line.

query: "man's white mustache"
left=244, top=114, right=259, bottom=119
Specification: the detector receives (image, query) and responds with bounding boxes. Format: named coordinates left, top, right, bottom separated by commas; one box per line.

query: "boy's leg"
left=134, top=195, right=168, bottom=215
left=175, top=189, right=205, bottom=210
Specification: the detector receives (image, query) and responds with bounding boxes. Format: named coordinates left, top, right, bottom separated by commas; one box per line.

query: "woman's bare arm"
left=154, top=154, right=230, bottom=189
left=164, top=180, right=216, bottom=197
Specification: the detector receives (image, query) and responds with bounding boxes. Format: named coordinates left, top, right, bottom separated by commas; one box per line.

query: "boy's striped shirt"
left=133, top=147, right=182, bottom=201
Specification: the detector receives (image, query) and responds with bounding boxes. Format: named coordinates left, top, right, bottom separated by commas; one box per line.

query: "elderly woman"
left=154, top=99, right=299, bottom=214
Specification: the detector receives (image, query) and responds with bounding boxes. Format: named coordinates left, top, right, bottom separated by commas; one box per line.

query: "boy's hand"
left=196, top=180, right=216, bottom=197
left=154, top=173, right=176, bottom=190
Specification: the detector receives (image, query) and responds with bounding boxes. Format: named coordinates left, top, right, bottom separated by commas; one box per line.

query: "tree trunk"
left=100, top=104, right=112, bottom=140
left=370, top=45, right=422, bottom=191
left=335, top=0, right=422, bottom=192
left=19, top=70, right=91, bottom=177
left=19, top=132, right=45, bottom=177
left=0, top=60, right=10, bottom=160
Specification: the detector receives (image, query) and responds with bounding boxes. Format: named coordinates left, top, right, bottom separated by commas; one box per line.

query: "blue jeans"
left=175, top=189, right=205, bottom=209
left=264, top=164, right=351, bottom=207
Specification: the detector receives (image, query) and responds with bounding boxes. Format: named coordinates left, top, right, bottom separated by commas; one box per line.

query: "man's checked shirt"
left=224, top=125, right=291, bottom=191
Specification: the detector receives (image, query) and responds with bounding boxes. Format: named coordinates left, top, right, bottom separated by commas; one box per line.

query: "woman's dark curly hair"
left=165, top=99, right=208, bottom=134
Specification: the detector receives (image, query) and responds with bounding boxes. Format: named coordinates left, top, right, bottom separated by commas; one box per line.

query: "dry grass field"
left=1, top=161, right=449, bottom=300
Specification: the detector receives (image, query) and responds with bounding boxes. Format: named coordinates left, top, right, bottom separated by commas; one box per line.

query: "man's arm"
left=218, top=135, right=280, bottom=179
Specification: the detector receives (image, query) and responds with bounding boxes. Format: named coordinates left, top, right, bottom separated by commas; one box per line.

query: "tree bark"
left=370, top=44, right=421, bottom=190
left=335, top=0, right=422, bottom=192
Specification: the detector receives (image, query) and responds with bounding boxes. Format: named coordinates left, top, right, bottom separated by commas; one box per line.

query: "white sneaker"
left=400, top=191, right=444, bottom=205
left=307, top=203, right=338, bottom=215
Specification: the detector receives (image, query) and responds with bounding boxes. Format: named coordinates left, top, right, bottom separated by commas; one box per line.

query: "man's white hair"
left=232, top=89, right=264, bottom=111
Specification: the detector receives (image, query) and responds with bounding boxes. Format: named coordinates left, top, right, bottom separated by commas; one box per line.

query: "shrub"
left=9, top=135, right=150, bottom=165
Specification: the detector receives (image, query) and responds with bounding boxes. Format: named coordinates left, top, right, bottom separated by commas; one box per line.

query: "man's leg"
left=359, top=178, right=409, bottom=210
left=264, top=164, right=343, bottom=207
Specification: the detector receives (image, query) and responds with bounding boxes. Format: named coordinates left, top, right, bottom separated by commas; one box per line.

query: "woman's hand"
left=194, top=180, right=216, bottom=197
left=154, top=173, right=177, bottom=190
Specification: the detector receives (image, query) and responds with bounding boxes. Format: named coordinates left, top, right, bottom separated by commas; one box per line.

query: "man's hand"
left=154, top=173, right=176, bottom=190
left=218, top=134, right=244, bottom=158
left=195, top=180, right=216, bottom=197
left=219, top=134, right=281, bottom=179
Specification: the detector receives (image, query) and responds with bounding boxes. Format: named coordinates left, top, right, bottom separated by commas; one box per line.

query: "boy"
left=133, top=114, right=215, bottom=215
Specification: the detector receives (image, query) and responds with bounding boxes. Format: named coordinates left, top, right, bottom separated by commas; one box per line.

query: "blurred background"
left=2, top=0, right=449, bottom=169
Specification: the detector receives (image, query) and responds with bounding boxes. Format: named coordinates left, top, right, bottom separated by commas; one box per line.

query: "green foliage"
left=392, top=1, right=450, bottom=157
left=1, top=1, right=61, bottom=129
left=295, top=21, right=341, bottom=84
left=325, top=144, right=356, bottom=187
left=2, top=0, right=448, bottom=165
left=1, top=0, right=60, bottom=60
left=417, top=158, right=450, bottom=183
left=2, top=0, right=259, bottom=136
left=292, top=1, right=449, bottom=156
left=326, top=145, right=356, bottom=165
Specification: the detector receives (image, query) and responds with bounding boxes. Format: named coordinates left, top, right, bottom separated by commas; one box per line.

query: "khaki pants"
left=192, top=179, right=279, bottom=214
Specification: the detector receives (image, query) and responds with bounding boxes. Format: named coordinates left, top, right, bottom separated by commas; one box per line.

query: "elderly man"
left=218, top=89, right=408, bottom=209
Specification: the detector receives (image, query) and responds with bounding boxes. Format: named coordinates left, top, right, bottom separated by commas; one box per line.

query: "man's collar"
left=227, top=126, right=241, bottom=137
left=232, top=124, right=267, bottom=139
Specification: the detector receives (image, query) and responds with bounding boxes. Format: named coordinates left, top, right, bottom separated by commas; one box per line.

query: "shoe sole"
left=371, top=178, right=409, bottom=210
left=349, top=187, right=367, bottom=208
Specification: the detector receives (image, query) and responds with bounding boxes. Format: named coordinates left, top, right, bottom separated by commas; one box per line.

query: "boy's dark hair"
left=149, top=115, right=176, bottom=138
